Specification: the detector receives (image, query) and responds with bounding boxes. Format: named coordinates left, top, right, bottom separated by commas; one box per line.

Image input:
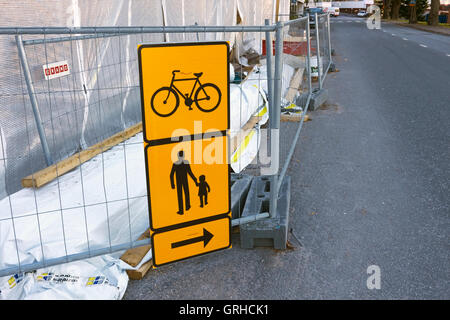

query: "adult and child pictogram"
left=170, top=150, right=211, bottom=215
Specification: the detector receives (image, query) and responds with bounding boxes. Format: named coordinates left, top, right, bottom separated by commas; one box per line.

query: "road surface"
left=123, top=16, right=450, bottom=300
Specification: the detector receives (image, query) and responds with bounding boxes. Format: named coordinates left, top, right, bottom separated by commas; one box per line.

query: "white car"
left=330, top=7, right=340, bottom=17
left=357, top=10, right=367, bottom=17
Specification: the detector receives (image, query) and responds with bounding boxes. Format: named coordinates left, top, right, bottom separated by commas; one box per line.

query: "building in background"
left=305, top=0, right=374, bottom=14
left=331, top=0, right=375, bottom=13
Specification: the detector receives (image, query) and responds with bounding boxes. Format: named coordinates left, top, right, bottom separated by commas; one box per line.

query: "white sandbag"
left=0, top=255, right=129, bottom=300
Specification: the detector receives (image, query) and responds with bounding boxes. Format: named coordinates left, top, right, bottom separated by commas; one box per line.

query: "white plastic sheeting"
left=0, top=133, right=149, bottom=269
left=229, top=67, right=269, bottom=173
left=162, top=0, right=237, bottom=44
left=0, top=132, right=148, bottom=299
left=0, top=0, right=289, bottom=198
left=0, top=0, right=164, bottom=197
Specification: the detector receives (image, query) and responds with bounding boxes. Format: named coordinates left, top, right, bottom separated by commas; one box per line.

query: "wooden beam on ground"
left=120, top=229, right=152, bottom=280
left=281, top=113, right=309, bottom=122
left=21, top=122, right=143, bottom=188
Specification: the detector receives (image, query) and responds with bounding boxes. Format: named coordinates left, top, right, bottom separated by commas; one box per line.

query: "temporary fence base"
left=240, top=175, right=291, bottom=250
left=230, top=173, right=254, bottom=219
left=294, top=92, right=310, bottom=109
left=309, top=88, right=329, bottom=111
left=329, top=62, right=337, bottom=73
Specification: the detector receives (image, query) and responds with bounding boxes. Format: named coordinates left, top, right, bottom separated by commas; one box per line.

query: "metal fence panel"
left=313, top=13, right=332, bottom=89
left=0, top=19, right=317, bottom=277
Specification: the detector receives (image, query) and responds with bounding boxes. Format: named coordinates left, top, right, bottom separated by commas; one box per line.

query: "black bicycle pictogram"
left=150, top=70, right=222, bottom=117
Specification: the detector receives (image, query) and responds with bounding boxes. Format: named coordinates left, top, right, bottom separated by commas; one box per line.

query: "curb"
left=384, top=21, right=450, bottom=37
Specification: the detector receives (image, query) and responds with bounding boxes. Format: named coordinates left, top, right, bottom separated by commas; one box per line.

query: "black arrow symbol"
left=171, top=228, right=214, bottom=249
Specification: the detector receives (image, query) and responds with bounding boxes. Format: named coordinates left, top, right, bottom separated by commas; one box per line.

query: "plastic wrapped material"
left=0, top=0, right=164, bottom=198
left=0, top=255, right=129, bottom=300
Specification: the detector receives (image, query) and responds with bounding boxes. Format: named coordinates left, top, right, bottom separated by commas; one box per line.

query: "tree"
left=391, top=0, right=402, bottom=19
left=409, top=3, right=418, bottom=23
left=398, top=0, right=427, bottom=23
left=383, top=0, right=392, bottom=19
left=416, top=0, right=428, bottom=21
left=428, top=0, right=440, bottom=26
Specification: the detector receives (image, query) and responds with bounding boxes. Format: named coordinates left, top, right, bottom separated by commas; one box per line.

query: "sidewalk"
left=384, top=20, right=450, bottom=36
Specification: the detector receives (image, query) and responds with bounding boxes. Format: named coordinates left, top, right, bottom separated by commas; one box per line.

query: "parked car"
left=305, top=7, right=324, bottom=27
left=330, top=7, right=340, bottom=17
left=356, top=10, right=368, bottom=17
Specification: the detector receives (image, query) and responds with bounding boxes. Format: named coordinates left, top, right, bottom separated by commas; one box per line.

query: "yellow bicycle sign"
left=151, top=70, right=222, bottom=117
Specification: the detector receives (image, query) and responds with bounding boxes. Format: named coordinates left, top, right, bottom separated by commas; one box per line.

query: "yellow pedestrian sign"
left=144, top=136, right=229, bottom=231
left=138, top=42, right=231, bottom=267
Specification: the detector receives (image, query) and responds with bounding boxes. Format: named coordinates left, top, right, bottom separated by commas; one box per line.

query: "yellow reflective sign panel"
left=139, top=42, right=229, bottom=142
left=152, top=217, right=231, bottom=267
left=138, top=42, right=231, bottom=267
left=145, top=136, right=229, bottom=231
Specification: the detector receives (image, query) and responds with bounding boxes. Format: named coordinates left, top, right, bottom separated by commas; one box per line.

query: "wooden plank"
left=230, top=114, right=262, bottom=154
left=120, top=234, right=151, bottom=267
left=275, top=0, right=280, bottom=22
left=285, top=67, right=305, bottom=102
left=281, top=113, right=309, bottom=122
left=22, top=122, right=143, bottom=188
left=126, top=260, right=152, bottom=280
left=120, top=229, right=152, bottom=280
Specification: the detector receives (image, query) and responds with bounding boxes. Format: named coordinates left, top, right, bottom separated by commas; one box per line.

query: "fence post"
left=327, top=13, right=332, bottom=64
left=314, top=13, right=322, bottom=90
left=264, top=19, right=274, bottom=114
left=306, top=16, right=312, bottom=95
left=16, top=34, right=53, bottom=166
left=276, top=17, right=313, bottom=195
left=269, top=21, right=283, bottom=218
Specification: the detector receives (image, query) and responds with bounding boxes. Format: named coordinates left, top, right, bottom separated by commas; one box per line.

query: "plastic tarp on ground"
left=0, top=132, right=147, bottom=299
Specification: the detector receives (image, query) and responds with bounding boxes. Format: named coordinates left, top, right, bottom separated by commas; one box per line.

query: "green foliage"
left=399, top=0, right=428, bottom=20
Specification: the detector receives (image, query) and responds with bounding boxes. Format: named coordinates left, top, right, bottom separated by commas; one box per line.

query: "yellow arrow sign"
left=151, top=217, right=231, bottom=267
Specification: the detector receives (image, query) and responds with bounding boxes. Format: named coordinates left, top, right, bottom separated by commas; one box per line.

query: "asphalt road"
left=123, top=16, right=449, bottom=300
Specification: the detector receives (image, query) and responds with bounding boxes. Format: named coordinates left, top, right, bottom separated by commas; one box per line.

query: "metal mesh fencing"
left=311, top=13, right=332, bottom=89
left=1, top=33, right=153, bottom=277
left=0, top=19, right=316, bottom=277
left=276, top=17, right=311, bottom=198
